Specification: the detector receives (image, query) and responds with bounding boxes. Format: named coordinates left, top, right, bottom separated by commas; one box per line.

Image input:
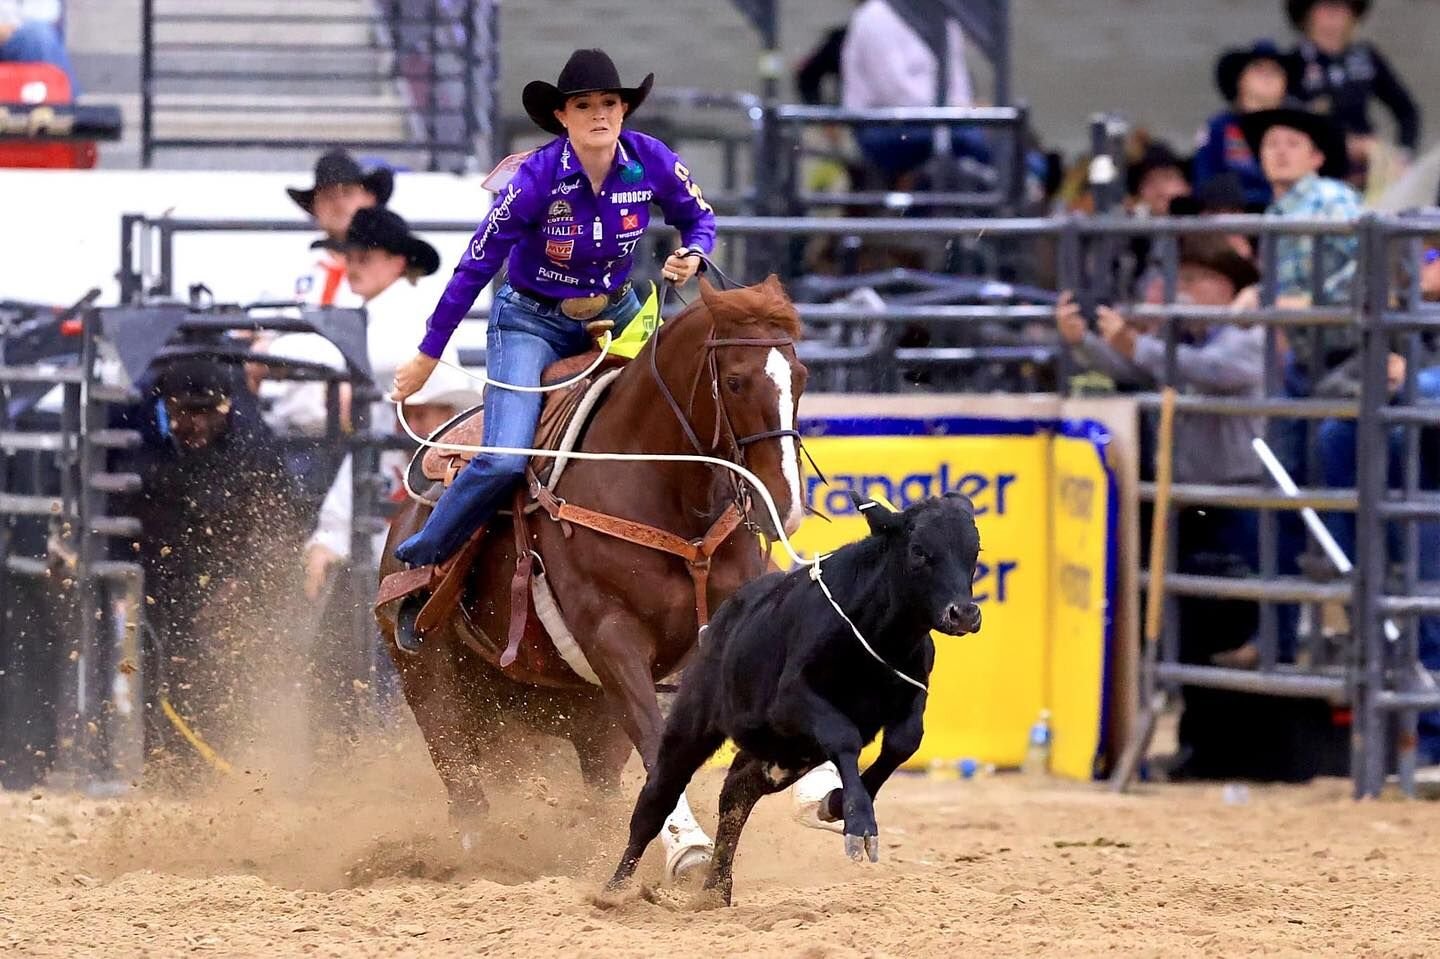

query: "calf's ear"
left=943, top=491, right=977, bottom=514
left=848, top=491, right=901, bottom=535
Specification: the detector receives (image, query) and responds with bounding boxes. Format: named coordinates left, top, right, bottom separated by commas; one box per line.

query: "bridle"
left=646, top=268, right=813, bottom=535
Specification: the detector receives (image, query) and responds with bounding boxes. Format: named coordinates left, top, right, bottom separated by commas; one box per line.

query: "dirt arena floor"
left=4, top=724, right=1440, bottom=959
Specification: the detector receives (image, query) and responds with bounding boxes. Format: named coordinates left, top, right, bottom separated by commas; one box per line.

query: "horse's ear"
left=697, top=276, right=721, bottom=308
left=762, top=273, right=785, bottom=295
left=849, top=491, right=901, bottom=536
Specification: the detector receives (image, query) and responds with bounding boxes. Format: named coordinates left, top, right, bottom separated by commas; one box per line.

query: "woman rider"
left=384, top=49, right=717, bottom=633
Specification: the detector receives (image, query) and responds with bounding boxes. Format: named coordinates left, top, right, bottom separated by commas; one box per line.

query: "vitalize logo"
left=471, top=183, right=520, bottom=260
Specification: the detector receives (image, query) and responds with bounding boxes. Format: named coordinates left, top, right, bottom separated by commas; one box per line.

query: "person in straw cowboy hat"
left=384, top=48, right=717, bottom=611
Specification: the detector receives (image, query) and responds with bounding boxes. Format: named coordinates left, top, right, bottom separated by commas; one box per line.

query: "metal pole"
left=462, top=0, right=477, bottom=166
left=140, top=0, right=155, bottom=167
left=993, top=0, right=1011, bottom=106
left=1355, top=215, right=1390, bottom=798
left=427, top=0, right=440, bottom=171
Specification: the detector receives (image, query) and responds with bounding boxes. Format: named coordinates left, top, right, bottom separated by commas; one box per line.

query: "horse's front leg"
left=587, top=609, right=713, bottom=882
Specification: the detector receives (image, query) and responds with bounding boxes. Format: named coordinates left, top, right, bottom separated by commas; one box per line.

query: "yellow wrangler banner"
left=765, top=416, right=1117, bottom=779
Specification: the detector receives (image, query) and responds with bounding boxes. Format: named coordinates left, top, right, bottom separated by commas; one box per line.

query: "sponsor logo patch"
left=546, top=224, right=585, bottom=236
left=610, top=189, right=652, bottom=204
left=552, top=180, right=581, bottom=196
left=548, top=200, right=572, bottom=219
left=545, top=238, right=574, bottom=262
left=538, top=266, right=580, bottom=285
left=620, top=213, right=640, bottom=231
left=472, top=183, right=521, bottom=260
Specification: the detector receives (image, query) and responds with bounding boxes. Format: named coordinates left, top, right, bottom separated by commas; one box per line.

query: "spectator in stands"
left=1127, top=143, right=1191, bottom=216
left=120, top=358, right=303, bottom=778
left=1193, top=40, right=1291, bottom=210
left=1060, top=238, right=1276, bottom=777
left=1229, top=106, right=1360, bottom=663
left=286, top=148, right=395, bottom=308
left=1169, top=173, right=1254, bottom=258
left=1240, top=105, right=1358, bottom=305
left=839, top=0, right=985, bottom=185
left=1284, top=0, right=1419, bottom=178
left=0, top=1, right=77, bottom=91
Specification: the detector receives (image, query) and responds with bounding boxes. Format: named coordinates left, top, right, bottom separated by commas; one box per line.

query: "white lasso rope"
left=394, top=398, right=816, bottom=569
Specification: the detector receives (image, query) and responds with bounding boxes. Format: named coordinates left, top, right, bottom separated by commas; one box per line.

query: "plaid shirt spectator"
left=1270, top=172, right=1362, bottom=304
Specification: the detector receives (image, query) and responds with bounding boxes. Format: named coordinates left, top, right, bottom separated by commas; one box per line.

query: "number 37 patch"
left=672, top=160, right=713, bottom=214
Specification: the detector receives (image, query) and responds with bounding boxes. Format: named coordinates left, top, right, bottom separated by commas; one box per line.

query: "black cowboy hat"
left=1179, top=235, right=1261, bottom=292
left=1169, top=172, right=1249, bottom=216
left=1215, top=39, right=1288, bottom=103
left=521, top=49, right=654, bottom=137
left=311, top=206, right=440, bottom=276
left=152, top=357, right=240, bottom=410
left=1238, top=106, right=1349, bottom=180
left=1286, top=0, right=1369, bottom=29
left=1126, top=142, right=1189, bottom=197
left=286, top=148, right=395, bottom=215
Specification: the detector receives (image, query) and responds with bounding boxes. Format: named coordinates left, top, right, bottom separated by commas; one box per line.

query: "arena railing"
left=1352, top=212, right=1440, bottom=798
left=116, top=209, right=1440, bottom=795
left=139, top=0, right=498, bottom=170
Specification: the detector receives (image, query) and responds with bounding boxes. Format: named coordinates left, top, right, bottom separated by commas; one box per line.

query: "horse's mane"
left=691, top=275, right=802, bottom=340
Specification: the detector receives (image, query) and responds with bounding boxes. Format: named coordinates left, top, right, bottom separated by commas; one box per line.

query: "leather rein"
left=526, top=304, right=800, bottom=629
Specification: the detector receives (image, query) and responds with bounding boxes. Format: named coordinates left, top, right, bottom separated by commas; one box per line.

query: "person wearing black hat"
left=261, top=206, right=452, bottom=447
left=1238, top=105, right=1360, bottom=309
left=1194, top=40, right=1291, bottom=210
left=287, top=148, right=396, bottom=308
left=1285, top=0, right=1419, bottom=170
left=1126, top=141, right=1191, bottom=216
left=384, top=48, right=716, bottom=580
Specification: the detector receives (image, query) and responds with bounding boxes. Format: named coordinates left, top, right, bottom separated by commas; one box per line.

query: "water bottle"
left=1022, top=709, right=1052, bottom=778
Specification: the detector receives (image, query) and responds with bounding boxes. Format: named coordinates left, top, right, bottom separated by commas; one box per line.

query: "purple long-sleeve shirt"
left=418, top=131, right=718, bottom=358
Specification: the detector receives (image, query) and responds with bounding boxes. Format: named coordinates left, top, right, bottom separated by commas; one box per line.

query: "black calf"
left=606, top=492, right=982, bottom=905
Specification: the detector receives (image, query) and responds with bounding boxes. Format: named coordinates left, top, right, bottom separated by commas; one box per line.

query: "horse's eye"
left=725, top=375, right=743, bottom=394
left=909, top=543, right=931, bottom=566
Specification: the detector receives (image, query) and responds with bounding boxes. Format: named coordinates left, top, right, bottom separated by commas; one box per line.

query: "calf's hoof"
left=844, top=832, right=880, bottom=863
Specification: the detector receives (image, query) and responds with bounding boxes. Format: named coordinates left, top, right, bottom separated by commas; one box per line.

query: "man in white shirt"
left=286, top=149, right=395, bottom=308
left=261, top=206, right=455, bottom=432
left=840, top=0, right=985, bottom=183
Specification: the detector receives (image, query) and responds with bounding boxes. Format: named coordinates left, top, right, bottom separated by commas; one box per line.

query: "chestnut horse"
left=377, top=277, right=810, bottom=874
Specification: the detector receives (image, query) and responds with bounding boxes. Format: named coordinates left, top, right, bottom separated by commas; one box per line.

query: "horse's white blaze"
left=764, top=348, right=804, bottom=535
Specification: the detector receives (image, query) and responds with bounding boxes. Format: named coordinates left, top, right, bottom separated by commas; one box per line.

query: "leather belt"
left=510, top=281, right=632, bottom=321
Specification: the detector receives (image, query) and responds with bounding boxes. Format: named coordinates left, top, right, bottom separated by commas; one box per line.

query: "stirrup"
left=395, top=595, right=426, bottom=654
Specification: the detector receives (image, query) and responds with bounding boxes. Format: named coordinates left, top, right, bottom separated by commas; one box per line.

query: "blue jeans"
left=1318, top=405, right=1440, bottom=764
left=393, top=282, right=640, bottom=566
left=0, top=21, right=79, bottom=92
